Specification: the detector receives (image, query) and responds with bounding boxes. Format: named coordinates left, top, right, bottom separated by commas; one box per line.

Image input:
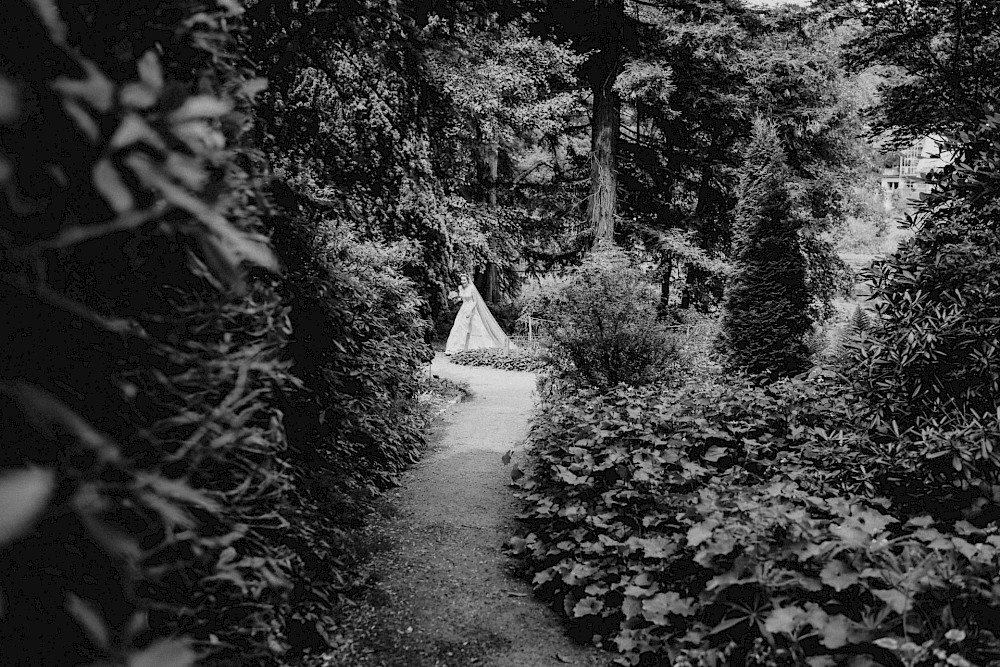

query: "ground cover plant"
left=511, top=370, right=1000, bottom=666
left=450, top=348, right=547, bottom=372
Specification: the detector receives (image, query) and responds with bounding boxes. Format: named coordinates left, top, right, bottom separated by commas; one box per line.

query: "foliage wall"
left=0, top=0, right=296, bottom=664
left=263, top=190, right=434, bottom=653
left=241, top=1, right=577, bottom=326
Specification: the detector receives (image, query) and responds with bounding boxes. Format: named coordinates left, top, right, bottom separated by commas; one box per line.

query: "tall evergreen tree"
left=722, top=118, right=813, bottom=378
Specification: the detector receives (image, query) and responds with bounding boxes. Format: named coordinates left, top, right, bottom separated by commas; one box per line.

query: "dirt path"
left=324, top=354, right=608, bottom=667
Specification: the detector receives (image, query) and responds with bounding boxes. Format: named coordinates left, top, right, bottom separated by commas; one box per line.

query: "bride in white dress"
left=444, top=273, right=514, bottom=355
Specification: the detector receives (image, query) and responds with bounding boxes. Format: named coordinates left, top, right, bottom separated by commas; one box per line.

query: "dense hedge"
left=266, top=197, right=434, bottom=653
left=512, top=372, right=998, bottom=667
left=0, top=2, right=438, bottom=664
left=0, top=1, right=294, bottom=663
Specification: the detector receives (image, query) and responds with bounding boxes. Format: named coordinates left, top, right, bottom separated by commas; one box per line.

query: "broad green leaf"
left=563, top=562, right=597, bottom=585
left=125, top=154, right=279, bottom=283
left=110, top=114, right=167, bottom=151
left=872, top=589, right=912, bottom=615
left=637, top=536, right=676, bottom=558
left=164, top=153, right=207, bottom=190
left=951, top=536, right=980, bottom=561
left=168, top=96, right=233, bottom=123
left=128, top=638, right=197, bottom=667
left=137, top=491, right=192, bottom=530
left=687, top=519, right=718, bottom=547
left=830, top=521, right=870, bottom=548
left=51, top=60, right=114, bottom=112
left=702, top=445, right=728, bottom=462
left=622, top=596, right=643, bottom=619
left=27, top=0, right=67, bottom=43
left=820, top=560, right=860, bottom=592
left=66, top=593, right=109, bottom=649
left=239, top=77, right=269, bottom=101
left=613, top=630, right=637, bottom=653
left=92, top=159, right=135, bottom=213
left=63, top=101, right=99, bottom=143
left=556, top=465, right=588, bottom=485
left=572, top=596, right=604, bottom=617
left=764, top=605, right=804, bottom=634
left=215, top=0, right=244, bottom=15
left=906, top=515, right=934, bottom=528
left=172, top=119, right=225, bottom=153
left=120, top=83, right=159, bottom=110
left=0, top=467, right=55, bottom=547
left=136, top=50, right=163, bottom=92
left=642, top=591, right=694, bottom=624
left=818, top=614, right=851, bottom=649
left=855, top=508, right=897, bottom=535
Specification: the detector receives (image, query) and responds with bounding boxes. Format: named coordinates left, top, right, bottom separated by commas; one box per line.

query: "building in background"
left=880, top=136, right=951, bottom=197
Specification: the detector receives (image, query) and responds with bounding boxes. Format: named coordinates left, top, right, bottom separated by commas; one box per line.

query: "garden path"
left=323, top=353, right=608, bottom=667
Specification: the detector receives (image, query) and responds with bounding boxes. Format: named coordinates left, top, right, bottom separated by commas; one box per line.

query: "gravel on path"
left=322, top=353, right=609, bottom=667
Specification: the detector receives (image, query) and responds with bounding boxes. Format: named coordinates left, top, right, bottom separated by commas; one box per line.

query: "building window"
left=900, top=145, right=921, bottom=176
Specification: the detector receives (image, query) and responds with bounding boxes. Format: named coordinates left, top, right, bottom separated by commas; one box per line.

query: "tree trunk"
left=550, top=135, right=563, bottom=180
left=484, top=262, right=498, bottom=303
left=588, top=0, right=625, bottom=246
left=659, top=254, right=673, bottom=311
left=474, top=130, right=500, bottom=301
left=475, top=137, right=499, bottom=208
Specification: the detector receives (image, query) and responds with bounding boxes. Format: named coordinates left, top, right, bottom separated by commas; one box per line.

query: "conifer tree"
left=722, top=118, right=812, bottom=377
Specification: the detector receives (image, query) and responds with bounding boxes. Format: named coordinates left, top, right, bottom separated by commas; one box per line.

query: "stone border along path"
left=322, top=353, right=609, bottom=667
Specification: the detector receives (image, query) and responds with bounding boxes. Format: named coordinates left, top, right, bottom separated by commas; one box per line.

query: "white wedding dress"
left=445, top=281, right=515, bottom=354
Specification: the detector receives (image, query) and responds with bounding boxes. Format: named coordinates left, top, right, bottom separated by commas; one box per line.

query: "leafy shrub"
left=531, top=245, right=680, bottom=389
left=511, top=376, right=1000, bottom=666
left=852, top=116, right=1000, bottom=431
left=841, top=115, right=1000, bottom=520
left=265, top=204, right=433, bottom=653
left=450, top=348, right=546, bottom=372
left=0, top=1, right=293, bottom=664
